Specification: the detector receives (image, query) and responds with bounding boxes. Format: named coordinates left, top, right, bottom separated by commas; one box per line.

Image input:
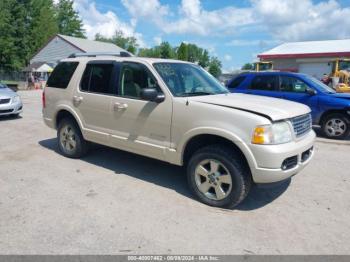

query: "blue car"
left=227, top=72, right=350, bottom=139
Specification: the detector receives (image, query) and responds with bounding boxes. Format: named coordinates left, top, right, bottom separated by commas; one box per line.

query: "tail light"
left=42, top=89, right=46, bottom=108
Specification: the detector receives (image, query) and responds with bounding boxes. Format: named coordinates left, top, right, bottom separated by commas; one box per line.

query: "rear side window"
left=80, top=63, right=115, bottom=95
left=47, top=62, right=79, bottom=88
left=228, top=76, right=245, bottom=89
left=251, top=75, right=277, bottom=91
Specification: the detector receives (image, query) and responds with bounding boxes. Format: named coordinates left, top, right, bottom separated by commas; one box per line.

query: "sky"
left=71, top=0, right=350, bottom=72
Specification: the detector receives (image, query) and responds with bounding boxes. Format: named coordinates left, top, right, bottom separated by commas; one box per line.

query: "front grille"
left=281, top=156, right=298, bottom=170
left=291, top=114, right=312, bottom=138
left=0, top=98, right=11, bottom=104
left=0, top=109, right=13, bottom=114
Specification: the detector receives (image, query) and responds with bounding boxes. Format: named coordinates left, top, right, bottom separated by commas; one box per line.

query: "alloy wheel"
left=194, top=159, right=233, bottom=201
left=325, top=118, right=347, bottom=137
left=59, top=125, right=77, bottom=152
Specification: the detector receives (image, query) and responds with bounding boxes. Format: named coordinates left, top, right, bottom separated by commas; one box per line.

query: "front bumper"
left=0, top=99, right=23, bottom=116
left=249, top=130, right=316, bottom=183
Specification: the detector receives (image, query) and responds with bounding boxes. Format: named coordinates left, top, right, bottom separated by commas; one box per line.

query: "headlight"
left=252, top=121, right=293, bottom=145
left=12, top=95, right=21, bottom=104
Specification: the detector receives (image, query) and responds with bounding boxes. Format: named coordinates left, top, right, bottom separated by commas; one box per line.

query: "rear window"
left=228, top=76, right=245, bottom=89
left=47, top=62, right=79, bottom=89
left=80, top=63, right=115, bottom=95
left=251, top=75, right=277, bottom=91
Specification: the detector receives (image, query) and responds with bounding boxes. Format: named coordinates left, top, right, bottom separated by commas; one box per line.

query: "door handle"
left=113, top=102, right=128, bottom=111
left=73, top=96, right=83, bottom=105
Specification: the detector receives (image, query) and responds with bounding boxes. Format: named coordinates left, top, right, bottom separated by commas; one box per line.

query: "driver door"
left=279, top=75, right=319, bottom=120
left=109, top=62, right=172, bottom=160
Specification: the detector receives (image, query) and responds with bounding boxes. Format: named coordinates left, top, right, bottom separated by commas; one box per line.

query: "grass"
left=1, top=80, right=19, bottom=85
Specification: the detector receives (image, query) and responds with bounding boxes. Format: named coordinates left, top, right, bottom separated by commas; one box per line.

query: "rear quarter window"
left=47, top=62, right=79, bottom=89
left=228, top=76, right=246, bottom=89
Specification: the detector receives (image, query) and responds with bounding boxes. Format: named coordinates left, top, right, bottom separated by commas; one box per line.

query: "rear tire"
left=57, top=118, right=89, bottom=158
left=321, top=113, right=350, bottom=140
left=187, top=145, right=251, bottom=209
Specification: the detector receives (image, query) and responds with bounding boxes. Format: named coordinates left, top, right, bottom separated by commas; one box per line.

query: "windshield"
left=305, top=75, right=336, bottom=94
left=0, top=83, right=7, bottom=89
left=339, top=61, right=350, bottom=72
left=153, top=63, right=229, bottom=97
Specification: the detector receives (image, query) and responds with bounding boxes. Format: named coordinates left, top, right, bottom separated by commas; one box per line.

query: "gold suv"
left=43, top=53, right=315, bottom=208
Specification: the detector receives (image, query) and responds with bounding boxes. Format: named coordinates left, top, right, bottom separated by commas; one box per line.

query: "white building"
left=258, top=39, right=350, bottom=79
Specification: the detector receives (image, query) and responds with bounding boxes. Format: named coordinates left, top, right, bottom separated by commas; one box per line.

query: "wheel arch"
left=54, top=106, right=84, bottom=132
left=180, top=131, right=256, bottom=173
left=319, top=109, right=350, bottom=125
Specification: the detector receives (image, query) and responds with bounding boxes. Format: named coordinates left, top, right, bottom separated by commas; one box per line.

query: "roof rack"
left=68, top=51, right=133, bottom=58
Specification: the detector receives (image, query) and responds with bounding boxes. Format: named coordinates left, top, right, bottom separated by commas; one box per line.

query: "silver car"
left=0, top=83, right=23, bottom=117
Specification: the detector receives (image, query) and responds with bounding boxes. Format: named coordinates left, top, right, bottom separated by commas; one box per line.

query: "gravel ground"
left=0, top=90, right=349, bottom=255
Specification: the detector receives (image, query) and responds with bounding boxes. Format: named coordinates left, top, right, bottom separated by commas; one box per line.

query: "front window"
left=339, top=60, right=350, bottom=72
left=0, top=83, right=7, bottom=89
left=119, top=62, right=160, bottom=99
left=153, top=63, right=228, bottom=97
left=280, top=76, right=308, bottom=93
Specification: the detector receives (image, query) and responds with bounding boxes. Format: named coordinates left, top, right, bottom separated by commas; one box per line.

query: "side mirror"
left=140, top=88, right=165, bottom=103
left=306, top=87, right=317, bottom=95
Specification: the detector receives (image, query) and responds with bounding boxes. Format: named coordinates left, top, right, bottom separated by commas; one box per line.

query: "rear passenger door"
left=73, top=60, right=118, bottom=144
left=248, top=75, right=283, bottom=98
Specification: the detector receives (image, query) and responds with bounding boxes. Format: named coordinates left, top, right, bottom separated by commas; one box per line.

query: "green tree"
left=242, top=63, right=253, bottom=70
left=95, top=31, right=138, bottom=54
left=29, top=0, right=58, bottom=58
left=198, top=49, right=210, bottom=68
left=138, top=47, right=161, bottom=58
left=56, top=0, right=85, bottom=38
left=177, top=42, right=188, bottom=61
left=159, top=41, right=175, bottom=59
left=208, top=57, right=222, bottom=78
left=0, top=0, right=28, bottom=71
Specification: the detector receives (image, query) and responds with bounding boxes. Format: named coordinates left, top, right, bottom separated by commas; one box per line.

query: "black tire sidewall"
left=187, top=148, right=248, bottom=208
left=57, top=118, right=85, bottom=158
left=322, top=113, right=350, bottom=139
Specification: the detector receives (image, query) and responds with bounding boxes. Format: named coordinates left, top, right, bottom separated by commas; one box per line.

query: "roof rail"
left=68, top=51, right=133, bottom=58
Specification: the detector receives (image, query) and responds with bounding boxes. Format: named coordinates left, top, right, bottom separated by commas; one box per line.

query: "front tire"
left=57, top=118, right=89, bottom=158
left=187, top=145, right=252, bottom=209
left=321, top=113, right=350, bottom=139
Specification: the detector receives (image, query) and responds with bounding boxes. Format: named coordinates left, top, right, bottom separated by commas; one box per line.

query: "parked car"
left=227, top=72, right=350, bottom=139
left=43, top=54, right=315, bottom=208
left=0, top=83, right=23, bottom=117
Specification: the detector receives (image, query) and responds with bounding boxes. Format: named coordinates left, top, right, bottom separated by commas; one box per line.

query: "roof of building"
left=23, top=62, right=47, bottom=72
left=58, top=34, right=126, bottom=53
left=259, top=39, right=350, bottom=59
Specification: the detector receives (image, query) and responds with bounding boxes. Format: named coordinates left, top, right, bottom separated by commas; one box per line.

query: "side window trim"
left=79, top=61, right=120, bottom=96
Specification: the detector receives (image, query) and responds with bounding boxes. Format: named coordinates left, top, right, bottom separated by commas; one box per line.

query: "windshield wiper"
left=179, top=92, right=215, bottom=97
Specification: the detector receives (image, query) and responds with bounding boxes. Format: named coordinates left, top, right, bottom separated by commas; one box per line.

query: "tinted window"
left=280, top=76, right=308, bottom=93
left=228, top=76, right=245, bottom=89
left=251, top=75, right=277, bottom=91
left=47, top=62, right=79, bottom=89
left=80, top=63, right=115, bottom=95
left=119, top=62, right=159, bottom=99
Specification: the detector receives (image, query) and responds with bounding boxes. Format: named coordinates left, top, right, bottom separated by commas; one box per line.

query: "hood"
left=0, top=87, right=16, bottom=98
left=328, top=93, right=350, bottom=100
left=189, top=93, right=310, bottom=121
